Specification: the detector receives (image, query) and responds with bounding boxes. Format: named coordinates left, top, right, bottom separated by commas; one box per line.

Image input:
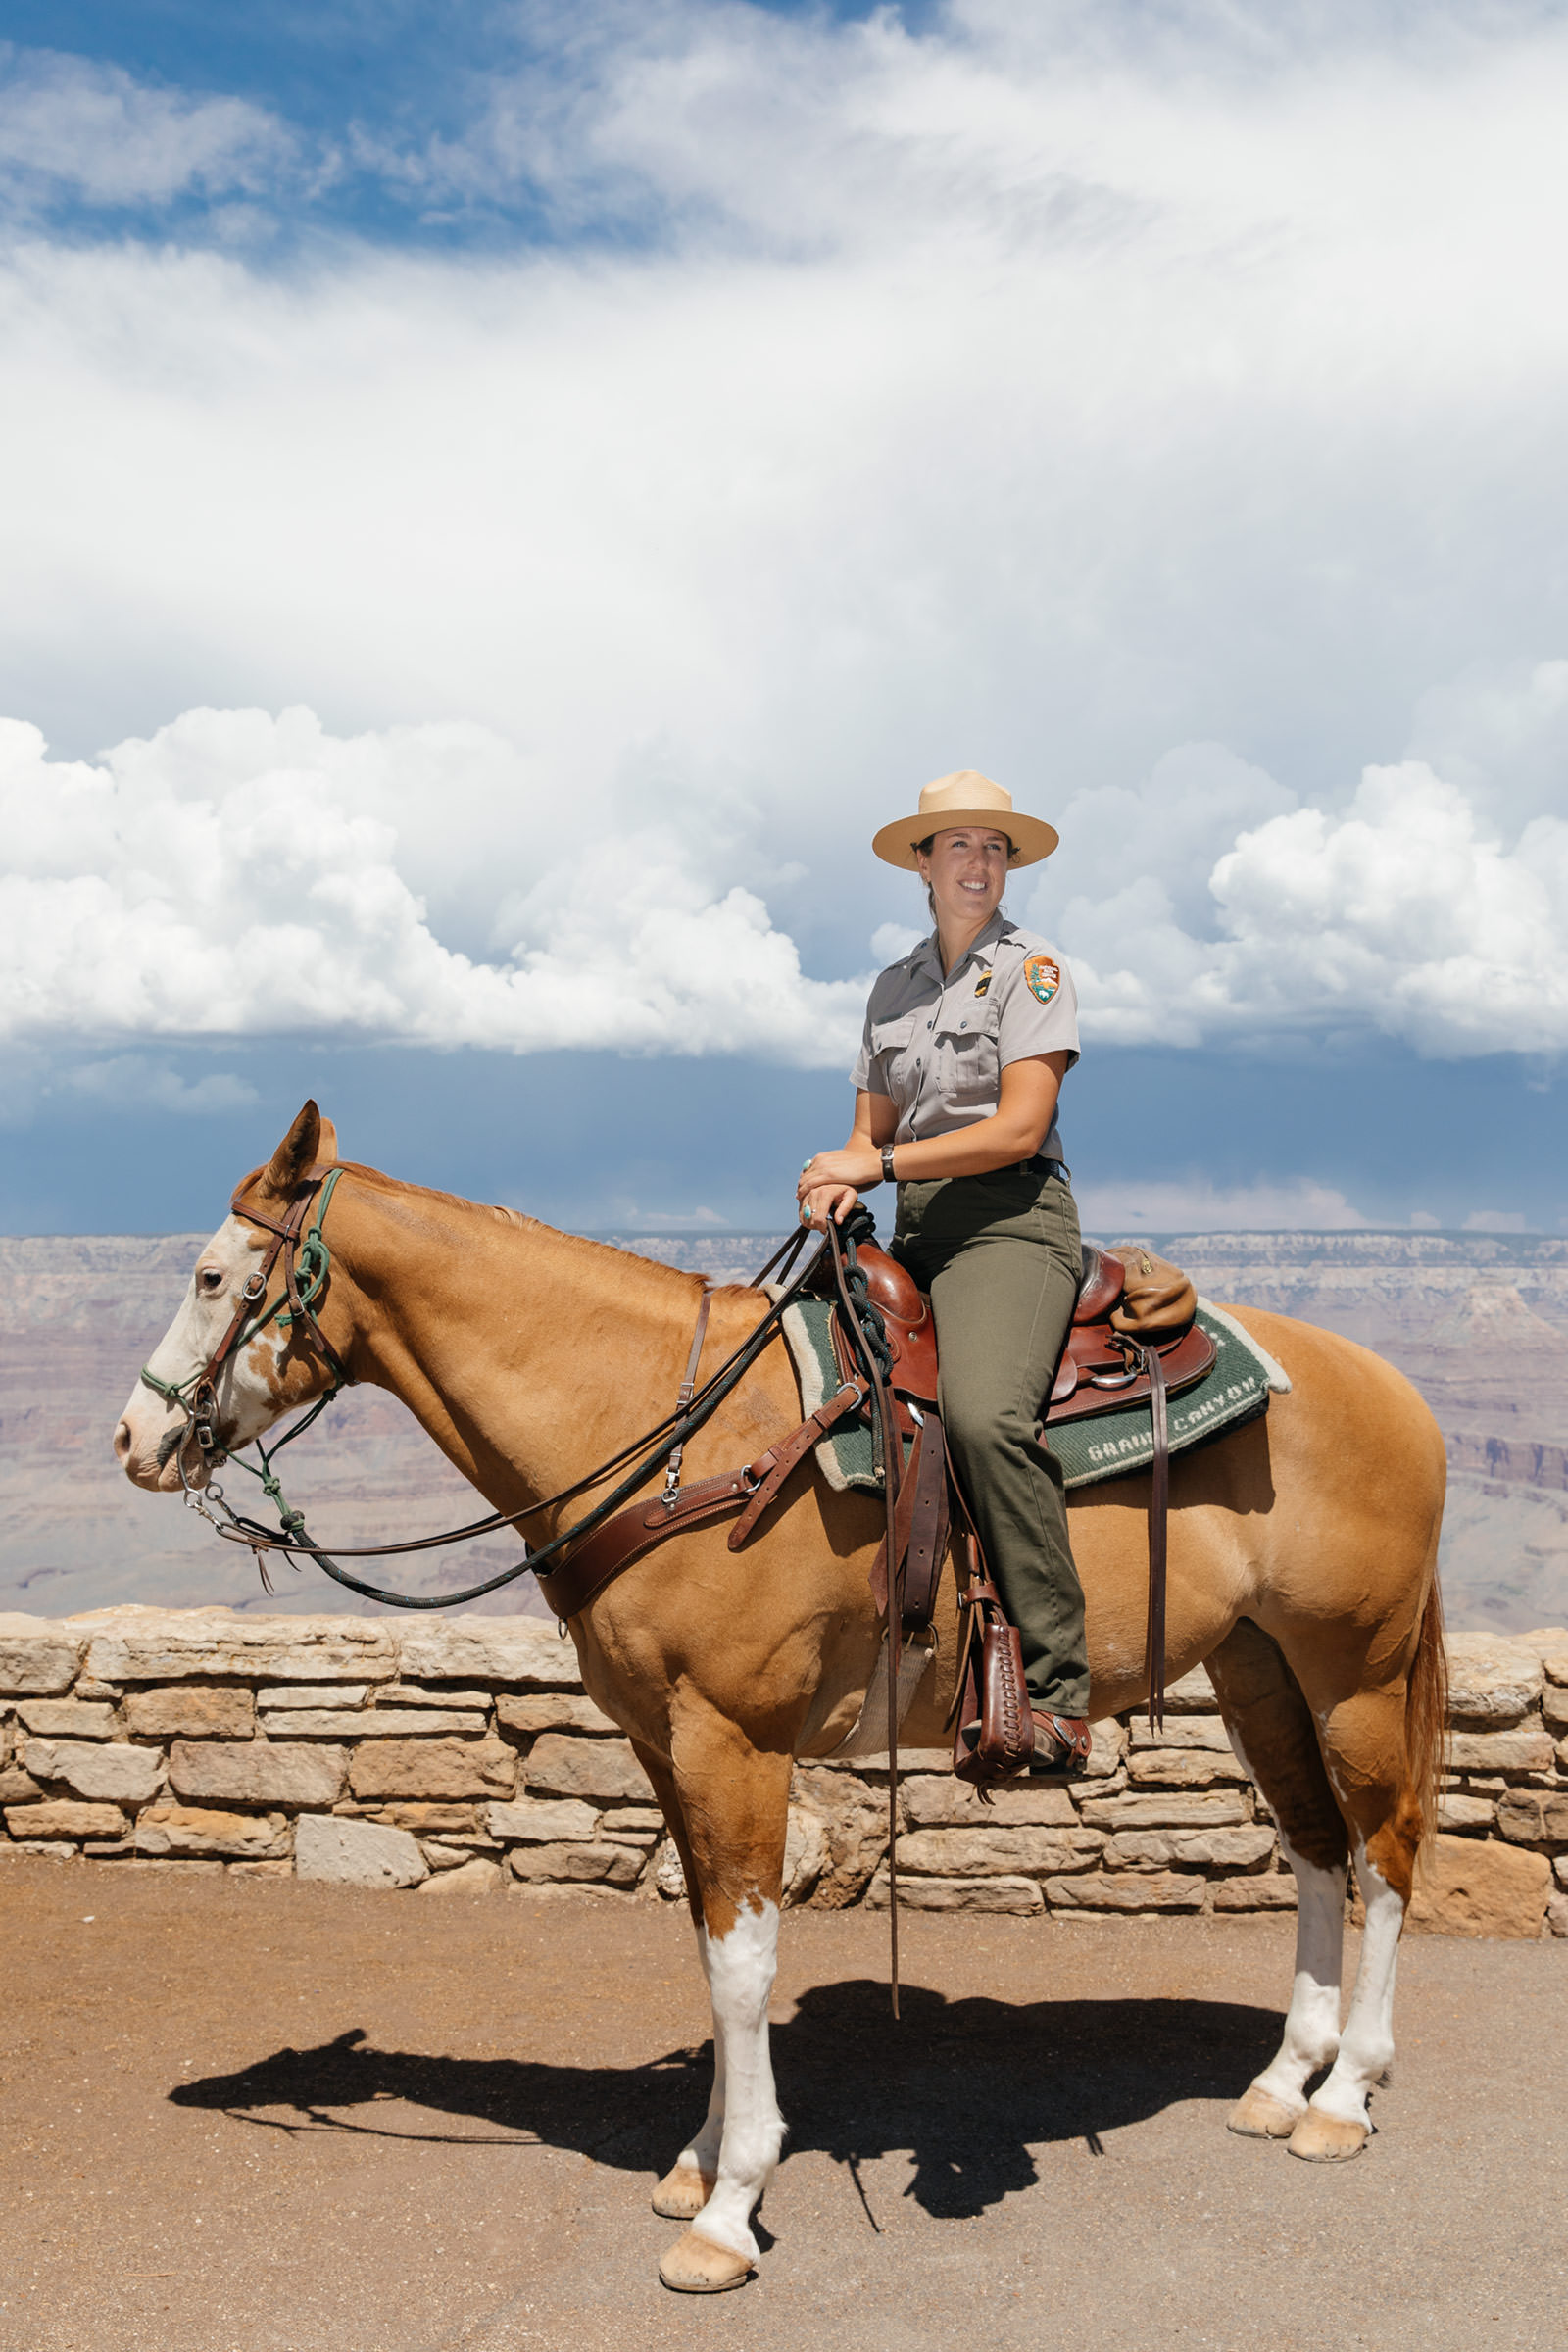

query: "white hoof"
left=658, top=2229, right=756, bottom=2292
left=1227, top=2084, right=1304, bottom=2140
left=1288, top=2107, right=1369, bottom=2163
left=651, top=2162, right=716, bottom=2220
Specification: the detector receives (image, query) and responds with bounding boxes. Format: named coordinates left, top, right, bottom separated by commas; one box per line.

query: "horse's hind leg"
left=1284, top=1679, right=1425, bottom=2162
left=1204, top=1619, right=1351, bottom=2143
left=641, top=1719, right=792, bottom=2293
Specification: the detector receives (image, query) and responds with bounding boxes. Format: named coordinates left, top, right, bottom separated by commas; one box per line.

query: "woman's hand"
left=799, top=1182, right=860, bottom=1231
left=797, top=1145, right=880, bottom=1209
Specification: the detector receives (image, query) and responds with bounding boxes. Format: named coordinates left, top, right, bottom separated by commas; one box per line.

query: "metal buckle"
left=241, top=1271, right=268, bottom=1303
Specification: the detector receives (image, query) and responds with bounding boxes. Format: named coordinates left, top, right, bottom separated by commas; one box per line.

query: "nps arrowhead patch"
left=1024, top=954, right=1060, bottom=1004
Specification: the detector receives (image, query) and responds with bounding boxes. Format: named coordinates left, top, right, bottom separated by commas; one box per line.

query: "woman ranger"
left=798, top=770, right=1090, bottom=1776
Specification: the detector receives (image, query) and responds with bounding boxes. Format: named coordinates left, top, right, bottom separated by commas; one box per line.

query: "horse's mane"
left=335, top=1160, right=759, bottom=1299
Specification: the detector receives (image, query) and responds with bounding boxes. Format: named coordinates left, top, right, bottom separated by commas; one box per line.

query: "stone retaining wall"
left=2, top=1608, right=1566, bottom=1937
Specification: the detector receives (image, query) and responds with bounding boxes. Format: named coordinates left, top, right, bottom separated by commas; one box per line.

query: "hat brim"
left=870, top=808, right=1059, bottom=870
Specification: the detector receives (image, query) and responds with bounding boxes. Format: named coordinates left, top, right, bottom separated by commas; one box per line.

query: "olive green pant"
left=891, top=1166, right=1090, bottom=1719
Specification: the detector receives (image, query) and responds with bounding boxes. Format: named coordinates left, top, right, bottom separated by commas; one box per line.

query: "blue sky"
left=1, top=0, right=1565, bottom=1238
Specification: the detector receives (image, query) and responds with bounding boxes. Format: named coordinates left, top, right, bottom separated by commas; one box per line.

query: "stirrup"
left=1027, top=1711, right=1091, bottom=1779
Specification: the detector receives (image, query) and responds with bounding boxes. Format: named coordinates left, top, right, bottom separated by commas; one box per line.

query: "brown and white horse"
left=115, top=1103, right=1447, bottom=2294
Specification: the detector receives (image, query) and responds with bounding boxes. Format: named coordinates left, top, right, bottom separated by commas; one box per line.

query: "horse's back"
left=1064, top=1300, right=1446, bottom=1713
left=1216, top=1298, right=1446, bottom=1496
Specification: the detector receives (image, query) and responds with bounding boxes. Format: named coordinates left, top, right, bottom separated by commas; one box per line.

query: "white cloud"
left=2, top=9, right=1568, bottom=1071
left=0, top=48, right=293, bottom=210
left=1076, top=1175, right=1370, bottom=1236
left=57, top=1056, right=258, bottom=1114
left=0, top=710, right=865, bottom=1065
left=6, top=3, right=1568, bottom=840
left=869, top=922, right=924, bottom=964
left=1406, top=659, right=1568, bottom=834
left=1053, top=760, right=1568, bottom=1057
left=3, top=704, right=1565, bottom=1066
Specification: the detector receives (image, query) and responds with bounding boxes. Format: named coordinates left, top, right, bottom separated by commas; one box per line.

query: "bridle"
left=139, top=1164, right=353, bottom=1555
left=139, top=1166, right=896, bottom=1618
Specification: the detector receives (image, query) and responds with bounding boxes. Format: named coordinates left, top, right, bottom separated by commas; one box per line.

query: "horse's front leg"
left=650, top=1720, right=792, bottom=2294
left=630, top=1740, right=725, bottom=2225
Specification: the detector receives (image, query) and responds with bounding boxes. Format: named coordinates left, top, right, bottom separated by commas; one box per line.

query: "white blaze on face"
left=113, top=1215, right=296, bottom=1491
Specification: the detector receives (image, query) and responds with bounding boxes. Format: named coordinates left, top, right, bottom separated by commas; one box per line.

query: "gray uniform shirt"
left=850, top=913, right=1080, bottom=1159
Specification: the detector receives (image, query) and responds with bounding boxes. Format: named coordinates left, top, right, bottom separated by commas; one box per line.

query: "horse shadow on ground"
left=171, top=1979, right=1280, bottom=2224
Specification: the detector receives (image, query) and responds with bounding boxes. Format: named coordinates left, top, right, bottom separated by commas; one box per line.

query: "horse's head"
left=114, top=1101, right=346, bottom=1493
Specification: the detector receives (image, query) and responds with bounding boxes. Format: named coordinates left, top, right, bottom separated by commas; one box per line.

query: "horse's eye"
left=199, top=1267, right=224, bottom=1293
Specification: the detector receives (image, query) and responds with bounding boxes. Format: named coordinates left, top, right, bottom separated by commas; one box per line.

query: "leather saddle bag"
left=1048, top=1241, right=1212, bottom=1421
left=1110, top=1243, right=1198, bottom=1338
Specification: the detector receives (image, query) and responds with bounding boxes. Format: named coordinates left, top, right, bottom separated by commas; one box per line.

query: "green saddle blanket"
left=775, top=1293, right=1289, bottom=1496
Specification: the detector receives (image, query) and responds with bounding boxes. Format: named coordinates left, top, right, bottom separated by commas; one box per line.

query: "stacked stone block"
left=0, top=1609, right=665, bottom=1898
left=854, top=1669, right=1295, bottom=1920
left=2, top=1609, right=1566, bottom=1936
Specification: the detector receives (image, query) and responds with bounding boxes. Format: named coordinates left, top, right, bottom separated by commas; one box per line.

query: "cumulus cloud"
left=3, top=7, right=1568, bottom=1074
left=1076, top=1176, right=1370, bottom=1236
left=1463, top=1207, right=1531, bottom=1233
left=4, top=699, right=1563, bottom=1067
left=0, top=711, right=865, bottom=1064
left=55, top=1056, right=258, bottom=1115
left=6, top=0, right=1568, bottom=825
left=0, top=48, right=293, bottom=212
left=1053, top=760, right=1568, bottom=1056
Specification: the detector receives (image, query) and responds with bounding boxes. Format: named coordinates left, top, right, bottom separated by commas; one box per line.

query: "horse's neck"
left=333, top=1180, right=702, bottom=1521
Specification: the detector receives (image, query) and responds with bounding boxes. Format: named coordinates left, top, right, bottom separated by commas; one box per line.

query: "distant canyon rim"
left=1, top=1227, right=1564, bottom=1632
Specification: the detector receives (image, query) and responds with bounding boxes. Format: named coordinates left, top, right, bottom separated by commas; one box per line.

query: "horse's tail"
left=1405, top=1573, right=1448, bottom=1852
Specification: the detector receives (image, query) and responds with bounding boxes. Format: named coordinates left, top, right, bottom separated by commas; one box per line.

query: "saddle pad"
left=1050, top=1300, right=1290, bottom=1491
left=768, top=1289, right=910, bottom=1494
left=773, top=1292, right=1289, bottom=1497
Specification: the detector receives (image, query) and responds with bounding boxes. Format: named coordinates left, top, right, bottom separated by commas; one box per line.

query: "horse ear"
left=258, top=1101, right=327, bottom=1201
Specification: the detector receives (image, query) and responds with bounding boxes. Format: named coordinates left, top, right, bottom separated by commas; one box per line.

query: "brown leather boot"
left=1029, top=1711, right=1092, bottom=1779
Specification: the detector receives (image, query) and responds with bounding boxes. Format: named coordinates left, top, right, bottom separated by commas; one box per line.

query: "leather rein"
left=141, top=1167, right=892, bottom=1616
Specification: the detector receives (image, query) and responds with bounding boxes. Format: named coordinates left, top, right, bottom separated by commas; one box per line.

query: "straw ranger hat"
left=871, top=770, right=1059, bottom=870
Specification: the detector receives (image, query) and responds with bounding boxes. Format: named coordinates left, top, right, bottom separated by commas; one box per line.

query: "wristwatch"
left=880, top=1144, right=897, bottom=1187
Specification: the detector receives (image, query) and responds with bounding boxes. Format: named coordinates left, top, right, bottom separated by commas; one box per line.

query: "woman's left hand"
left=799, top=1182, right=859, bottom=1230
left=796, top=1147, right=880, bottom=1205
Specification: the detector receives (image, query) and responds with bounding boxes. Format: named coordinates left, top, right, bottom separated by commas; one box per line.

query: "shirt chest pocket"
left=870, top=1013, right=916, bottom=1060
left=935, top=1006, right=1001, bottom=1109
left=868, top=1013, right=919, bottom=1107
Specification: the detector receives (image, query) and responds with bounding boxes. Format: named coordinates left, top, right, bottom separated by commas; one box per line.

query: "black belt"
left=896, top=1152, right=1068, bottom=1183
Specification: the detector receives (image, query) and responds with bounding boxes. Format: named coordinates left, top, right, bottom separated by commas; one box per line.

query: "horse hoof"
left=1287, top=2108, right=1369, bottom=2163
left=1227, top=2085, right=1303, bottom=2140
left=658, top=2230, right=755, bottom=2293
left=651, top=2163, right=716, bottom=2219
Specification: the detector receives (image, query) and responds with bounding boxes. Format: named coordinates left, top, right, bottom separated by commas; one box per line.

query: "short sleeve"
left=850, top=1007, right=874, bottom=1092
left=995, top=945, right=1080, bottom=1070
left=851, top=967, right=911, bottom=1095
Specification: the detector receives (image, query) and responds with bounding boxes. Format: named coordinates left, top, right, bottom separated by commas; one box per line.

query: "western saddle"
left=536, top=1229, right=1207, bottom=1765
